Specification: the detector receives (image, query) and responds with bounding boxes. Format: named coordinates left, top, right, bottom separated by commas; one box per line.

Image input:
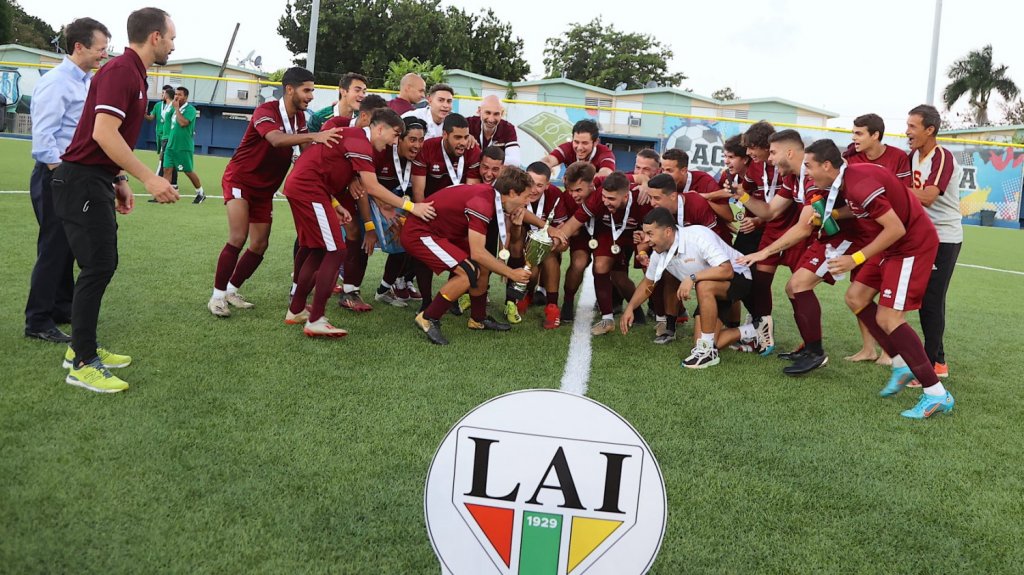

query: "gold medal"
left=498, top=248, right=511, bottom=262
left=588, top=238, right=599, bottom=250
left=611, top=244, right=621, bottom=255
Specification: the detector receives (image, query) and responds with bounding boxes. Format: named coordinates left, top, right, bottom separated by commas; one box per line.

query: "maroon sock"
left=470, top=294, right=487, bottom=321
left=344, top=238, right=367, bottom=287
left=228, top=249, right=264, bottom=289
left=310, top=249, right=345, bottom=321
left=594, top=272, right=613, bottom=315
left=855, top=302, right=898, bottom=357
left=651, top=281, right=665, bottom=316
left=214, top=243, right=242, bottom=291
left=546, top=290, right=559, bottom=305
left=611, top=285, right=625, bottom=309
left=792, top=291, right=822, bottom=353
left=382, top=253, right=405, bottom=285
left=751, top=269, right=775, bottom=317
left=424, top=293, right=450, bottom=320
left=416, top=263, right=434, bottom=306
left=290, top=250, right=323, bottom=314
left=292, top=246, right=311, bottom=285
left=889, top=322, right=940, bottom=388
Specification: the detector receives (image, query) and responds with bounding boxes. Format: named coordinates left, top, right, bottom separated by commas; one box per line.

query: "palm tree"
left=943, top=45, right=1019, bottom=126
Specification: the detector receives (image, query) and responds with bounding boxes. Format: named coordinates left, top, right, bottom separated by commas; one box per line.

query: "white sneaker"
left=208, top=296, right=230, bottom=317
left=655, top=320, right=668, bottom=337
left=225, top=291, right=255, bottom=309
left=590, top=318, right=615, bottom=336
left=682, top=340, right=720, bottom=369
left=755, top=315, right=774, bottom=354
left=303, top=317, right=348, bottom=338
left=374, top=288, right=409, bottom=307
left=285, top=307, right=310, bottom=325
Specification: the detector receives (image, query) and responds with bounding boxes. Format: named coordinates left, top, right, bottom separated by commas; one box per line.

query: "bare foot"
left=875, top=352, right=892, bottom=366
left=844, top=349, right=879, bottom=362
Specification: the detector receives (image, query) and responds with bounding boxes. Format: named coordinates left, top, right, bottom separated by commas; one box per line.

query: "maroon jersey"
left=224, top=100, right=308, bottom=191
left=841, top=163, right=937, bottom=257
left=374, top=144, right=414, bottom=195
left=782, top=171, right=859, bottom=244
left=574, top=186, right=651, bottom=233
left=467, top=116, right=519, bottom=154
left=62, top=48, right=148, bottom=174
left=322, top=115, right=356, bottom=131
left=527, top=184, right=570, bottom=227
left=387, top=98, right=416, bottom=116
left=678, top=169, right=720, bottom=195
left=845, top=144, right=912, bottom=187
left=551, top=141, right=616, bottom=171
left=403, top=183, right=496, bottom=241
left=284, top=127, right=375, bottom=202
left=412, top=137, right=482, bottom=197
left=745, top=160, right=799, bottom=237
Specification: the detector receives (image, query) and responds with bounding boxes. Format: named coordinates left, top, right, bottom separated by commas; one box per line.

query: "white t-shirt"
left=911, top=146, right=963, bottom=243
left=402, top=107, right=444, bottom=139
left=645, top=225, right=751, bottom=283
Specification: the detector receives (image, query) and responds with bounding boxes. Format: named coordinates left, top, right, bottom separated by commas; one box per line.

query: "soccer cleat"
left=934, top=362, right=949, bottom=378
left=468, top=316, right=512, bottom=331
left=374, top=288, right=409, bottom=307
left=339, top=291, right=373, bottom=312
left=653, top=332, right=676, bottom=345
left=25, top=326, right=72, bottom=343
left=907, top=379, right=922, bottom=389
left=728, top=342, right=757, bottom=353
left=516, top=294, right=532, bottom=315
left=65, top=358, right=129, bottom=393
left=681, top=340, right=720, bottom=369
left=879, top=366, right=916, bottom=397
left=901, top=391, right=955, bottom=419
left=406, top=285, right=423, bottom=301
left=632, top=311, right=647, bottom=326
left=777, top=344, right=806, bottom=361
left=303, top=317, right=348, bottom=338
left=590, top=318, right=615, bottom=336
left=62, top=346, right=132, bottom=369
left=543, top=304, right=561, bottom=330
left=677, top=309, right=690, bottom=324
left=560, top=301, right=575, bottom=323
left=225, top=291, right=255, bottom=309
left=414, top=312, right=449, bottom=345
left=458, top=294, right=472, bottom=313
left=192, top=193, right=206, bottom=204
left=654, top=320, right=668, bottom=337
left=393, top=286, right=411, bottom=300
left=332, top=284, right=343, bottom=294
left=504, top=300, right=522, bottom=324
left=755, top=315, right=775, bottom=356
left=284, top=307, right=310, bottom=325
left=208, top=296, right=231, bottom=317
left=782, top=351, right=828, bottom=376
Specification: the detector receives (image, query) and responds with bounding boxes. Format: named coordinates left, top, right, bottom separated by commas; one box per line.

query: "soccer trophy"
left=510, top=199, right=560, bottom=299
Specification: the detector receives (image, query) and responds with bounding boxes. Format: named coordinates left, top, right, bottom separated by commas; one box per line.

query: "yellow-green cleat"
left=62, top=346, right=132, bottom=369
left=504, top=300, right=522, bottom=324
left=65, top=358, right=129, bottom=393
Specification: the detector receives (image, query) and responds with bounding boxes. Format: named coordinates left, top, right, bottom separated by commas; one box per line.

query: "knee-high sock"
left=214, top=243, right=242, bottom=291
left=293, top=246, right=311, bottom=285
left=344, top=238, right=368, bottom=289
left=310, top=249, right=346, bottom=322
left=651, top=281, right=665, bottom=317
left=290, top=249, right=324, bottom=314
left=228, top=249, right=264, bottom=289
left=792, top=291, right=823, bottom=353
left=470, top=294, right=488, bottom=322
left=855, top=302, right=898, bottom=357
left=382, top=253, right=405, bottom=285
left=594, top=272, right=613, bottom=316
left=424, top=292, right=451, bottom=321
left=750, top=268, right=775, bottom=317
left=416, top=262, right=434, bottom=311
left=888, top=322, right=940, bottom=388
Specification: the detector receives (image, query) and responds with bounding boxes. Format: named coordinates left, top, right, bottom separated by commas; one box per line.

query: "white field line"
left=955, top=263, right=1024, bottom=276
left=560, top=264, right=596, bottom=396
left=0, top=190, right=291, bottom=201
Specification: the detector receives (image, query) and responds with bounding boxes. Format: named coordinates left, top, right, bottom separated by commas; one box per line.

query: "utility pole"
left=212, top=23, right=240, bottom=104
left=926, top=0, right=943, bottom=105
left=306, top=0, right=321, bottom=74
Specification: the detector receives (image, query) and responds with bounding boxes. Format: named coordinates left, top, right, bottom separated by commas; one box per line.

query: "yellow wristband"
left=638, top=251, right=648, bottom=257
left=402, top=199, right=414, bottom=211
left=738, top=192, right=750, bottom=204
left=851, top=251, right=866, bottom=265
left=331, top=197, right=340, bottom=209
left=363, top=221, right=375, bottom=232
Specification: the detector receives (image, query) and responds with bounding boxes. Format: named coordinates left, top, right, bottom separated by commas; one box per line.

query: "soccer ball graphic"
left=667, top=124, right=723, bottom=156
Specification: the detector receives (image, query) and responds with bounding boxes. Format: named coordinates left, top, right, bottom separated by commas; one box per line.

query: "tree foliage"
left=1000, top=98, right=1024, bottom=125
left=712, top=87, right=738, bottom=101
left=2, top=0, right=58, bottom=51
left=542, top=17, right=685, bottom=90
left=943, top=45, right=1019, bottom=126
left=278, top=0, right=529, bottom=86
left=383, top=56, right=445, bottom=92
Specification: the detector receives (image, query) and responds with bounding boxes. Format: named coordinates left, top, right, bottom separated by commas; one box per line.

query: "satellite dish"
left=253, top=55, right=262, bottom=68
left=237, top=49, right=255, bottom=66
left=614, top=82, right=627, bottom=92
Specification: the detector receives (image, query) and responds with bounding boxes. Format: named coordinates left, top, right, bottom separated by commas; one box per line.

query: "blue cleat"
left=901, top=391, right=954, bottom=419
left=879, top=366, right=915, bottom=397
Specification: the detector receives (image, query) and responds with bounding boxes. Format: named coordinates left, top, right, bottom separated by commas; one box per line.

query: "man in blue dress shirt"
left=25, top=17, right=111, bottom=343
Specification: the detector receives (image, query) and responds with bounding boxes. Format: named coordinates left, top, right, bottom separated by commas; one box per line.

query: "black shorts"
left=732, top=228, right=763, bottom=255
left=692, top=274, right=752, bottom=319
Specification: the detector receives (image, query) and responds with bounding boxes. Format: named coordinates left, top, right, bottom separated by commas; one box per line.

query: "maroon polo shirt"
left=62, top=48, right=149, bottom=175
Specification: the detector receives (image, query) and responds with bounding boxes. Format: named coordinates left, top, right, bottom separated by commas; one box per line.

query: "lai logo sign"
left=425, top=390, right=666, bottom=575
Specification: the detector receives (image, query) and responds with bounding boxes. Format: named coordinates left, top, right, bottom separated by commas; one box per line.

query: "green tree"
left=383, top=56, right=445, bottom=92
left=712, top=87, right=738, bottom=101
left=542, top=17, right=685, bottom=90
left=943, top=45, right=1019, bottom=126
left=1000, top=98, right=1024, bottom=125
left=4, top=0, right=57, bottom=51
left=278, top=0, right=529, bottom=86
left=0, top=0, right=13, bottom=45
left=267, top=68, right=287, bottom=82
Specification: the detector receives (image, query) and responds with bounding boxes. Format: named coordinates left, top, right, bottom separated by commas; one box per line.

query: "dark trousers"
left=920, top=242, right=961, bottom=365
left=51, top=162, right=119, bottom=365
left=25, top=162, right=75, bottom=331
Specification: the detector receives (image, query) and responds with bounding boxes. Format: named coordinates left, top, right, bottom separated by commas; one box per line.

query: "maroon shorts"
left=569, top=230, right=593, bottom=254
left=402, top=230, right=467, bottom=275
left=222, top=177, right=275, bottom=224
left=853, top=246, right=937, bottom=311
left=758, top=231, right=805, bottom=269
left=797, top=238, right=859, bottom=285
left=287, top=196, right=345, bottom=252
left=591, top=230, right=633, bottom=271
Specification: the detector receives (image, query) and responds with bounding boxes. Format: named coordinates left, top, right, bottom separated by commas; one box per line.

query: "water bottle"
left=811, top=195, right=841, bottom=237
left=825, top=244, right=846, bottom=281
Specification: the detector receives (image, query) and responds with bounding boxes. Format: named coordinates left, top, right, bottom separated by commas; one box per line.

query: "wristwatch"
left=113, top=175, right=129, bottom=183
left=689, top=273, right=698, bottom=283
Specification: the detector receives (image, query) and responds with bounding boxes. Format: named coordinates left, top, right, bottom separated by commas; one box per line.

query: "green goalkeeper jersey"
left=166, top=104, right=198, bottom=152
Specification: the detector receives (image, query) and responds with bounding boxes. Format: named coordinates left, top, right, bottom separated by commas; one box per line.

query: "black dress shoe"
left=783, top=352, right=829, bottom=376
left=25, top=326, right=72, bottom=343
left=51, top=313, right=73, bottom=325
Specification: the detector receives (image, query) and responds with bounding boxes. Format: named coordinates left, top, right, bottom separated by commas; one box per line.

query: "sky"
left=26, top=0, right=1024, bottom=129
